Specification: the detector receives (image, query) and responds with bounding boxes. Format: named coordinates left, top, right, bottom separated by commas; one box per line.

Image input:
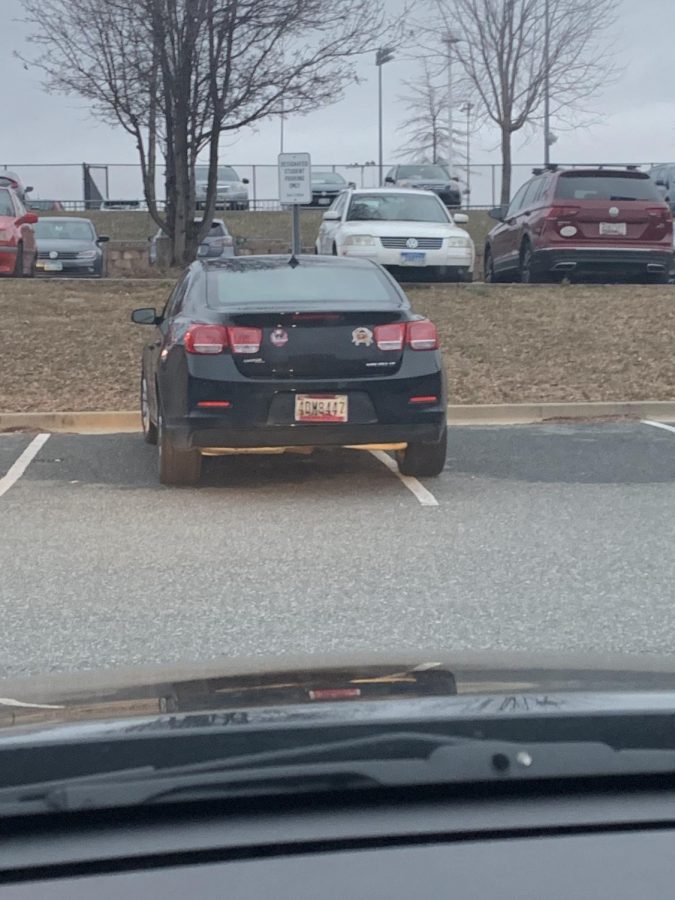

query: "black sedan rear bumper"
left=170, top=420, right=445, bottom=451
left=159, top=358, right=447, bottom=451
left=532, top=247, right=673, bottom=278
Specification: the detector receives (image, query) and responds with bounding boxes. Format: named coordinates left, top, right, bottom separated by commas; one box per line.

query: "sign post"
left=278, top=153, right=312, bottom=256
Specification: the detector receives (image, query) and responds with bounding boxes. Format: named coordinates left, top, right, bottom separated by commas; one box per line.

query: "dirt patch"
left=2, top=279, right=674, bottom=412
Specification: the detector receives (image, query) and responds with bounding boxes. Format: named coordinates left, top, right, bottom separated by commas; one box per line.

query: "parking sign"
left=278, top=153, right=312, bottom=205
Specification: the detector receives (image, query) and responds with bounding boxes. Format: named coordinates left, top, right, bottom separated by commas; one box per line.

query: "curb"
left=0, top=411, right=140, bottom=434
left=2, top=401, right=675, bottom=434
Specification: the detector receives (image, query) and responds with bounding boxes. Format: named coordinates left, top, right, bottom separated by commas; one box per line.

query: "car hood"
left=3, top=651, right=675, bottom=741
left=35, top=238, right=98, bottom=252
left=340, top=220, right=470, bottom=239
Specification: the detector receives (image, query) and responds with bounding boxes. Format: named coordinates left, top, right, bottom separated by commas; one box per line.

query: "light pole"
left=461, top=102, right=473, bottom=205
left=444, top=32, right=460, bottom=177
left=543, top=0, right=551, bottom=166
left=376, top=47, right=395, bottom=186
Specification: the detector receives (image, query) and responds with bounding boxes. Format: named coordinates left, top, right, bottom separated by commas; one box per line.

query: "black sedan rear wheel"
left=158, top=410, right=202, bottom=486
left=396, top=427, right=447, bottom=477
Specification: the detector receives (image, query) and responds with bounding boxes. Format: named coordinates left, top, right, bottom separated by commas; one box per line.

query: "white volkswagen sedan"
left=315, top=188, right=475, bottom=282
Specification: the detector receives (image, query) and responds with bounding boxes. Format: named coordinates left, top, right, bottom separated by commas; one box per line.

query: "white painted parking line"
left=0, top=433, right=50, bottom=499
left=369, top=450, right=439, bottom=507
left=642, top=420, right=675, bottom=436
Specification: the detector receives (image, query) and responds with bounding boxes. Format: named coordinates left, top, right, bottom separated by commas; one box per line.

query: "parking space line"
left=369, top=450, right=439, bottom=507
left=0, top=433, right=50, bottom=499
left=642, top=420, right=675, bottom=436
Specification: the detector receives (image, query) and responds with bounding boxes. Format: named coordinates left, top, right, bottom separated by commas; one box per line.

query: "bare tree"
left=21, top=0, right=399, bottom=264
left=396, top=61, right=450, bottom=164
left=426, top=0, right=617, bottom=204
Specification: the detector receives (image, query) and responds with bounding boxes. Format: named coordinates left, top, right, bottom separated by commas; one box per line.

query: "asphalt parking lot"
left=2, top=421, right=675, bottom=678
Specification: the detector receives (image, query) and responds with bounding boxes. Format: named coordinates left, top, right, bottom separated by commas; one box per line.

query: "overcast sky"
left=2, top=0, right=674, bottom=203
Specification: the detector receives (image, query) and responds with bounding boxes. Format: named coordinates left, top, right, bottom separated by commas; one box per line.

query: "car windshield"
left=312, top=173, right=345, bottom=184
left=34, top=220, right=95, bottom=240
left=196, top=166, right=238, bottom=182
left=556, top=174, right=662, bottom=201
left=346, top=193, right=449, bottom=222
left=208, top=261, right=395, bottom=305
left=397, top=166, right=450, bottom=180
left=0, top=189, right=14, bottom=216
left=6, top=0, right=675, bottom=809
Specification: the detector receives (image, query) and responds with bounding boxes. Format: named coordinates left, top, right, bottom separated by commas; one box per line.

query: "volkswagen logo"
left=49, top=250, right=59, bottom=259
left=608, top=206, right=619, bottom=218
left=406, top=238, right=419, bottom=249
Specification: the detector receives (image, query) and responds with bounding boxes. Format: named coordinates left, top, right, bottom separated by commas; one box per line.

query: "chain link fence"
left=2, top=161, right=665, bottom=211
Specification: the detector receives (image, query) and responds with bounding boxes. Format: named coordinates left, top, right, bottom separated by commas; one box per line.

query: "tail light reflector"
left=546, top=205, right=580, bottom=220
left=185, top=324, right=229, bottom=354
left=374, top=323, right=405, bottom=350
left=407, top=320, right=439, bottom=351
left=409, top=395, right=438, bottom=404
left=229, top=326, right=262, bottom=354
left=197, top=401, right=231, bottom=409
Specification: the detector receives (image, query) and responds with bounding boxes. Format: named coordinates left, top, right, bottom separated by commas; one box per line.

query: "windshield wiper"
left=3, top=731, right=675, bottom=817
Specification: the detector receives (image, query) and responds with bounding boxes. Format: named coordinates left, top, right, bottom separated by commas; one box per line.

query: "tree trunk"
left=500, top=127, right=512, bottom=206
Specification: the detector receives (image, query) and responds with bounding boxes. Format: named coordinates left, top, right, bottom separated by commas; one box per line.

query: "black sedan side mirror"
left=97, top=235, right=110, bottom=243
left=489, top=205, right=507, bottom=222
left=131, top=307, right=160, bottom=325
left=242, top=177, right=250, bottom=185
left=384, top=176, right=395, bottom=184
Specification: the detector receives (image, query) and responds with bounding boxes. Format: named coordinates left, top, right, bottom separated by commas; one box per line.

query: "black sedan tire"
left=158, top=411, right=202, bottom=485
left=396, top=426, right=447, bottom=477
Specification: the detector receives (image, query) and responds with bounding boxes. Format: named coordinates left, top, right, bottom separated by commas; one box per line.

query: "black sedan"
left=384, top=165, right=462, bottom=208
left=34, top=217, right=109, bottom=276
left=132, top=256, right=447, bottom=485
left=308, top=171, right=353, bottom=207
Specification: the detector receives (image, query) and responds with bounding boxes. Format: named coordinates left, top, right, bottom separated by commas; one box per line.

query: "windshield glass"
left=397, top=165, right=450, bottom=180
left=34, top=220, right=95, bottom=240
left=208, top=263, right=395, bottom=305
left=312, top=173, right=345, bottom=184
left=347, top=193, right=449, bottom=222
left=556, top=174, right=662, bottom=201
left=195, top=166, right=238, bottom=182
left=6, top=0, right=675, bottom=804
left=0, top=189, right=14, bottom=216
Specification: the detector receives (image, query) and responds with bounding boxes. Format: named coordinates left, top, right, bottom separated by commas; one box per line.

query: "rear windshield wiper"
left=3, top=731, right=675, bottom=817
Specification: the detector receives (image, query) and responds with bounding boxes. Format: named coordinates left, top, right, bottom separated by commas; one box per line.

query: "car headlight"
left=0, top=229, right=12, bottom=241
left=343, top=235, right=378, bottom=247
left=446, top=237, right=469, bottom=248
left=77, top=250, right=98, bottom=259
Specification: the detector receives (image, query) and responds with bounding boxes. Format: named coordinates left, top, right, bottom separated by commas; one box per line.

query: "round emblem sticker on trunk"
left=352, top=327, right=373, bottom=347
left=609, top=206, right=619, bottom=217
left=270, top=328, right=288, bottom=347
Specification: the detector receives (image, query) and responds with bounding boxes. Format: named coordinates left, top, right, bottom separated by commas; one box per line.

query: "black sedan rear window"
left=207, top=263, right=395, bottom=306
left=555, top=174, right=662, bottom=201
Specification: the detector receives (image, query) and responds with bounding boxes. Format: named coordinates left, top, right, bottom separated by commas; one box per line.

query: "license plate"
left=399, top=251, right=426, bottom=265
left=599, top=222, right=626, bottom=236
left=40, top=261, right=63, bottom=271
left=318, top=198, right=331, bottom=205
left=295, top=394, right=348, bottom=423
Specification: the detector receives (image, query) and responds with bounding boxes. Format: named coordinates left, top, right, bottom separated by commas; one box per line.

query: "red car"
left=0, top=186, right=38, bottom=277
left=484, top=167, right=673, bottom=283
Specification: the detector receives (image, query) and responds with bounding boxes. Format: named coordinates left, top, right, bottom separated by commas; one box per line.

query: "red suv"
left=484, top=167, right=673, bottom=283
